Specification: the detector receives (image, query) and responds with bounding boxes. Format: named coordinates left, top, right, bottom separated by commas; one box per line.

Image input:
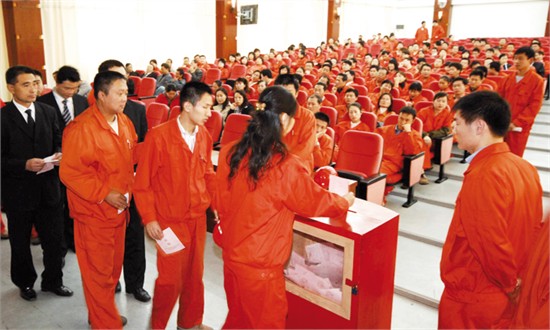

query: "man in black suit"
left=1, top=65, right=73, bottom=301
left=37, top=65, right=89, bottom=253
left=97, top=59, right=151, bottom=303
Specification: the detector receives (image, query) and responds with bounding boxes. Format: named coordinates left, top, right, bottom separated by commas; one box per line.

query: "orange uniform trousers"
left=152, top=216, right=206, bottom=329
left=222, top=261, right=287, bottom=329
left=74, top=213, right=126, bottom=329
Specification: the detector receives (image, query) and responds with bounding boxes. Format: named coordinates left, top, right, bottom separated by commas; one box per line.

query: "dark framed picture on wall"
left=240, top=5, right=258, bottom=25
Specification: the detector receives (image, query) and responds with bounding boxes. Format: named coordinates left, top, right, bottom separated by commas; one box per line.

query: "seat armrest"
left=402, top=152, right=425, bottom=187
left=336, top=170, right=366, bottom=181
left=433, top=134, right=453, bottom=165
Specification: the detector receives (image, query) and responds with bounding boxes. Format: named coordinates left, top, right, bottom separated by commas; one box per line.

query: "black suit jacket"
left=124, top=100, right=148, bottom=142
left=37, top=92, right=89, bottom=132
left=1, top=102, right=62, bottom=211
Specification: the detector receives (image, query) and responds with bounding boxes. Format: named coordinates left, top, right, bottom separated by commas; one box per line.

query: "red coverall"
left=283, top=105, right=316, bottom=173
left=439, top=142, right=543, bottom=329
left=417, top=106, right=453, bottom=169
left=60, top=105, right=137, bottom=329
left=376, top=124, right=424, bottom=185
left=431, top=24, right=445, bottom=42
left=334, top=120, right=371, bottom=145
left=498, top=67, right=544, bottom=157
left=313, top=133, right=334, bottom=168
left=215, top=142, right=349, bottom=329
left=415, top=27, right=429, bottom=45
left=133, top=120, right=215, bottom=329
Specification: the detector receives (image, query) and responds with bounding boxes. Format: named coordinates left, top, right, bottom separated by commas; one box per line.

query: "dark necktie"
left=25, top=109, right=35, bottom=133
left=62, top=99, right=71, bottom=125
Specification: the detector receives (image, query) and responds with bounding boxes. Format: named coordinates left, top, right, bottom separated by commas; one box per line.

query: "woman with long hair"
left=375, top=92, right=394, bottom=126
left=215, top=86, right=354, bottom=329
left=228, top=90, right=255, bottom=115
left=213, top=88, right=232, bottom=121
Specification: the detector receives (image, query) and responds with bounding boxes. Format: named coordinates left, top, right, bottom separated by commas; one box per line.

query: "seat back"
left=324, top=92, right=337, bottom=106
left=354, top=76, right=366, bottom=85
left=392, top=98, right=407, bottom=113
left=205, top=110, right=223, bottom=144
left=128, top=76, right=141, bottom=96
left=428, top=80, right=440, bottom=91
left=228, top=64, right=247, bottom=80
left=320, top=106, right=338, bottom=128
left=301, top=79, right=313, bottom=90
left=296, top=90, right=308, bottom=106
left=204, top=68, right=222, bottom=85
left=139, top=77, right=157, bottom=98
left=414, top=101, right=432, bottom=111
left=421, top=89, right=435, bottom=101
left=351, top=84, right=368, bottom=96
left=361, top=111, right=377, bottom=131
left=357, top=95, right=372, bottom=112
left=219, top=113, right=251, bottom=147
left=304, top=74, right=316, bottom=85
left=146, top=102, right=169, bottom=129
left=169, top=106, right=180, bottom=120
left=326, top=126, right=335, bottom=139
left=335, top=131, right=383, bottom=178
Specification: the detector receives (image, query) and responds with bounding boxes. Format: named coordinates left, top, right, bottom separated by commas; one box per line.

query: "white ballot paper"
left=156, top=227, right=185, bottom=255
left=118, top=193, right=130, bottom=214
left=328, top=174, right=351, bottom=196
left=37, top=154, right=59, bottom=175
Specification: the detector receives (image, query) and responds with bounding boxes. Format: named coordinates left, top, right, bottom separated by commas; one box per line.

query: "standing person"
left=415, top=21, right=429, bottom=45
left=498, top=46, right=544, bottom=157
left=439, top=91, right=543, bottom=329
left=1, top=65, right=73, bottom=301
left=97, top=59, right=150, bottom=303
left=215, top=86, right=354, bottom=329
left=274, top=74, right=317, bottom=173
left=133, top=82, right=216, bottom=330
left=431, top=20, right=446, bottom=43
left=60, top=70, right=138, bottom=328
left=37, top=65, right=89, bottom=253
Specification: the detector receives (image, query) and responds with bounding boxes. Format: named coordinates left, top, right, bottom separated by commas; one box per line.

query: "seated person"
left=435, top=75, right=452, bottom=92
left=417, top=63, right=437, bottom=87
left=306, top=94, right=322, bottom=114
left=467, top=69, right=492, bottom=92
left=474, top=66, right=498, bottom=90
left=227, top=90, right=255, bottom=116
left=217, top=58, right=230, bottom=81
left=417, top=92, right=453, bottom=182
left=335, top=88, right=359, bottom=122
left=334, top=102, right=371, bottom=144
left=154, top=83, right=179, bottom=108
left=313, top=112, right=335, bottom=168
left=368, top=79, right=394, bottom=107
left=233, top=77, right=255, bottom=99
left=449, top=77, right=468, bottom=109
left=394, top=71, right=410, bottom=99
left=376, top=106, right=423, bottom=199
left=213, top=88, right=232, bottom=121
left=173, top=68, right=186, bottom=90
left=374, top=92, right=394, bottom=127
left=405, top=82, right=428, bottom=107
left=313, top=82, right=334, bottom=107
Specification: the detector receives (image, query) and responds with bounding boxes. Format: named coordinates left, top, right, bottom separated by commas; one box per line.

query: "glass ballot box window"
left=284, top=221, right=355, bottom=320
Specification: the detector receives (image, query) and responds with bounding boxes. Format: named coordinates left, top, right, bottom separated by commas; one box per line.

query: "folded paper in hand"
left=156, top=227, right=185, bottom=254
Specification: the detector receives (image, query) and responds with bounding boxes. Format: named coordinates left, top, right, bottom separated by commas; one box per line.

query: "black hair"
left=377, top=92, right=393, bottom=112
left=453, top=91, right=510, bottom=137
left=400, top=106, right=417, bottom=119
left=260, top=69, right=272, bottom=78
left=433, top=91, right=448, bottom=101
left=6, top=65, right=35, bottom=85
left=93, top=71, right=127, bottom=99
left=451, top=77, right=469, bottom=86
left=448, top=62, right=463, bottom=71
left=315, top=111, right=330, bottom=125
left=55, top=65, right=81, bottom=84
left=489, top=61, right=501, bottom=72
left=274, top=74, right=300, bottom=92
left=409, top=82, right=422, bottom=91
left=514, top=46, right=535, bottom=59
left=227, top=86, right=296, bottom=189
left=165, top=84, right=178, bottom=93
left=214, top=88, right=230, bottom=108
left=98, top=59, right=125, bottom=73
left=180, top=81, right=212, bottom=108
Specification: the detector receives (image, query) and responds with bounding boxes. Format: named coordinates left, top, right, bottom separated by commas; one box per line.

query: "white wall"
left=237, top=0, right=328, bottom=54
left=450, top=0, right=549, bottom=39
left=41, top=0, right=216, bottom=84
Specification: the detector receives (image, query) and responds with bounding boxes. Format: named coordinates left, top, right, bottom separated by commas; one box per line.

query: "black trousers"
left=122, top=200, right=146, bottom=292
left=60, top=183, right=75, bottom=255
left=6, top=201, right=64, bottom=290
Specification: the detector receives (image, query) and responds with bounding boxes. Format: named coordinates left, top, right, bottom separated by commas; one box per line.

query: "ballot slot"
left=284, top=221, right=355, bottom=320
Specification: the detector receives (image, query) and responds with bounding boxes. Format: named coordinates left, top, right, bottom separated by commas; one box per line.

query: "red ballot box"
left=285, top=198, right=399, bottom=329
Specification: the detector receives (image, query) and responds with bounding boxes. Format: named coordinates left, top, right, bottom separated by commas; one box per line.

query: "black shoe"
left=20, top=287, right=37, bottom=301
left=41, top=285, right=74, bottom=297
left=115, top=281, right=121, bottom=293
left=127, top=288, right=151, bottom=302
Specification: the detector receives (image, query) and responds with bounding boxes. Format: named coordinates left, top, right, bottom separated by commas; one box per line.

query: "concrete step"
left=391, top=294, right=438, bottom=329
left=531, top=123, right=550, bottom=136
left=527, top=135, right=550, bottom=151
left=390, top=176, right=462, bottom=209
left=394, top=236, right=444, bottom=305
left=535, top=112, right=550, bottom=124
left=386, top=194, right=452, bottom=247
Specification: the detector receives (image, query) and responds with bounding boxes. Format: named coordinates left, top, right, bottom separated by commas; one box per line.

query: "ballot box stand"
left=285, top=199, right=399, bottom=329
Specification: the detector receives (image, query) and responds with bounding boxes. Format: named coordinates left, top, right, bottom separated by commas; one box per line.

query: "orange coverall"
left=431, top=24, right=445, bottom=42
left=60, top=105, right=137, bottom=329
left=133, top=120, right=215, bottom=329
left=313, top=133, right=334, bottom=168
left=334, top=120, right=371, bottom=145
left=439, top=142, right=543, bottom=329
left=215, top=142, right=349, bottom=329
left=415, top=27, right=429, bottom=45
left=283, top=105, right=316, bottom=173
left=376, top=124, right=424, bottom=185
left=417, top=106, right=453, bottom=169
left=498, top=67, right=544, bottom=157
